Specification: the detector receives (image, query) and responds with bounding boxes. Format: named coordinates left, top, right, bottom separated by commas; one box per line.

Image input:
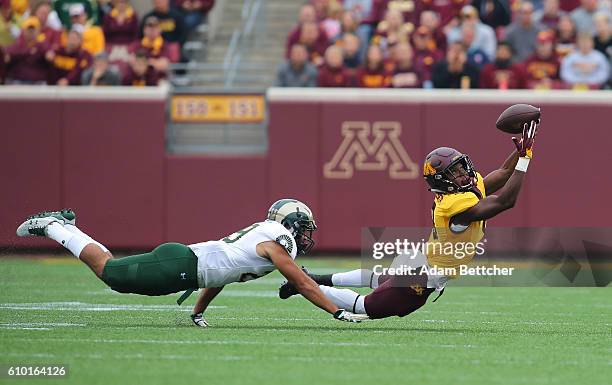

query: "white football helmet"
left=267, top=199, right=317, bottom=254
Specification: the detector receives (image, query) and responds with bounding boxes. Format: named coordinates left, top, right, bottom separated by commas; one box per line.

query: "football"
left=495, top=104, right=541, bottom=134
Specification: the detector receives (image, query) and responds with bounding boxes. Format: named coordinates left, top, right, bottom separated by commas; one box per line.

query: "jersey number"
left=223, top=223, right=260, bottom=243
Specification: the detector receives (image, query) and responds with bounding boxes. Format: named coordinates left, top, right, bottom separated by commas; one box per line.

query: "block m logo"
left=323, top=121, right=419, bottom=179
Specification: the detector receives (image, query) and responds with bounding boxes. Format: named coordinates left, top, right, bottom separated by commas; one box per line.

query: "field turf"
left=0, top=256, right=610, bottom=385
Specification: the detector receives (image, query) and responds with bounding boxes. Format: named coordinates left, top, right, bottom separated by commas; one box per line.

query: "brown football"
left=495, top=104, right=541, bottom=134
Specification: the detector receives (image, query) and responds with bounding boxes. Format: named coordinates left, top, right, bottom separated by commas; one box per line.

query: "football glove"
left=191, top=312, right=210, bottom=328
left=333, top=309, right=369, bottom=323
left=512, top=119, right=539, bottom=159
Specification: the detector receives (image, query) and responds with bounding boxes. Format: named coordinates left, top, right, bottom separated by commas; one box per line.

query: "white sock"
left=332, top=269, right=380, bottom=288
left=65, top=224, right=109, bottom=253
left=46, top=222, right=91, bottom=258
left=319, top=285, right=366, bottom=314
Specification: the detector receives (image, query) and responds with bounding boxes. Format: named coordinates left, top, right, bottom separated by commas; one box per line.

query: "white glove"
left=190, top=312, right=210, bottom=327
left=333, top=309, right=369, bottom=323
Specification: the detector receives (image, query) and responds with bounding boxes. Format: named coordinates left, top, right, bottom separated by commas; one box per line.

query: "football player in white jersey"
left=16, top=199, right=367, bottom=326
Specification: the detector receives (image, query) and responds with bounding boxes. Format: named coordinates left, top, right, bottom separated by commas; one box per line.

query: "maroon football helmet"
left=423, top=147, right=477, bottom=193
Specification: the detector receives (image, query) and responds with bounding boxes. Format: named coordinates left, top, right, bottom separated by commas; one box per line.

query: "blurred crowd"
left=0, top=0, right=214, bottom=86
left=277, top=0, right=612, bottom=90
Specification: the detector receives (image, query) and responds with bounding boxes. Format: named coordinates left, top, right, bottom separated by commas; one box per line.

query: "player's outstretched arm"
left=454, top=120, right=539, bottom=225
left=483, top=148, right=519, bottom=195
left=193, top=286, right=224, bottom=315
left=258, top=241, right=340, bottom=314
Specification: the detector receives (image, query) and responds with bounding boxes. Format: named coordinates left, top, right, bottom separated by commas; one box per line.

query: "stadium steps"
left=186, top=0, right=303, bottom=88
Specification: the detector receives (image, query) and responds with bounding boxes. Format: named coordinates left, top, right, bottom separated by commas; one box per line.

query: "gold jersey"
left=426, top=172, right=486, bottom=273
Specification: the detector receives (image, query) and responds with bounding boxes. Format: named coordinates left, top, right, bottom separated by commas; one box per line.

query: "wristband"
left=515, top=157, right=530, bottom=172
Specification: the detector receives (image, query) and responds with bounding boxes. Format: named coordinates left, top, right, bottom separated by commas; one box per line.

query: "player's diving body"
left=16, top=199, right=367, bottom=325
left=280, top=120, right=539, bottom=319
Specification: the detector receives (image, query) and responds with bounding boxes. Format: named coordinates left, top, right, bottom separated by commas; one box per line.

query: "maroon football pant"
left=363, top=272, right=435, bottom=319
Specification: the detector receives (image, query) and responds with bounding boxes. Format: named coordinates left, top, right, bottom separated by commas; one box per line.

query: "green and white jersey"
left=188, top=220, right=297, bottom=288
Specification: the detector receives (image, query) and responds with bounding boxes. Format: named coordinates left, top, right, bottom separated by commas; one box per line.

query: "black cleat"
left=279, top=266, right=311, bottom=299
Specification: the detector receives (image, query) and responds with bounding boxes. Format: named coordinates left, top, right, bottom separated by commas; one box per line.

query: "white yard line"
left=0, top=302, right=227, bottom=311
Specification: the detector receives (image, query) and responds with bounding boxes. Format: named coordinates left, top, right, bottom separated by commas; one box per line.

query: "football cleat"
left=279, top=266, right=316, bottom=299
left=27, top=209, right=76, bottom=226
left=16, top=216, right=61, bottom=237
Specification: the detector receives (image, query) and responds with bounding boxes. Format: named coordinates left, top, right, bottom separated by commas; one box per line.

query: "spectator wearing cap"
left=390, top=42, right=422, bottom=88
left=174, top=0, right=214, bottom=33
left=276, top=43, right=318, bottom=87
left=47, top=25, right=92, bottom=85
left=317, top=45, right=351, bottom=87
left=593, top=11, right=611, bottom=59
left=63, top=3, right=105, bottom=55
left=123, top=48, right=160, bottom=85
left=129, top=15, right=170, bottom=75
left=412, top=25, right=444, bottom=81
left=356, top=44, right=391, bottom=87
left=480, top=41, right=526, bottom=88
left=523, top=30, right=561, bottom=88
left=570, top=0, right=610, bottom=36
left=81, top=51, right=120, bottom=85
left=447, top=5, right=496, bottom=62
left=471, top=0, right=511, bottom=29
left=432, top=41, right=480, bottom=88
left=142, top=0, right=186, bottom=46
left=560, top=31, right=610, bottom=87
left=504, top=1, right=544, bottom=62
left=103, top=0, right=138, bottom=45
left=556, top=14, right=576, bottom=58
left=3, top=16, right=49, bottom=84
left=53, top=0, right=97, bottom=28
left=534, top=0, right=568, bottom=30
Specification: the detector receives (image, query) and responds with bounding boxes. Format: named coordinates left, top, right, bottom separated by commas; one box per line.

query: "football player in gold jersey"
left=279, top=119, right=539, bottom=319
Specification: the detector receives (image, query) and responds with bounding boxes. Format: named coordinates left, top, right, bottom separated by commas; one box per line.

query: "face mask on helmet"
left=285, top=214, right=317, bottom=255
left=426, top=154, right=477, bottom=193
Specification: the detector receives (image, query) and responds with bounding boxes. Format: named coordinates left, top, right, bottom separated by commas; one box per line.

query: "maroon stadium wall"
left=1, top=88, right=610, bottom=251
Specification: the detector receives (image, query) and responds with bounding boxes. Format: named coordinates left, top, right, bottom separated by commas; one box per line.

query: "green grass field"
left=0, top=256, right=610, bottom=385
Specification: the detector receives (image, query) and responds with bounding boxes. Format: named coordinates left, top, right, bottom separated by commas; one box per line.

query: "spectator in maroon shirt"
left=129, top=16, right=170, bottom=75
left=288, top=21, right=329, bottom=66
left=412, top=25, right=444, bottom=81
left=103, top=0, right=139, bottom=46
left=286, top=4, right=319, bottom=51
left=33, top=1, right=61, bottom=49
left=46, top=26, right=92, bottom=85
left=555, top=14, right=576, bottom=58
left=390, top=42, right=422, bottom=88
left=480, top=41, right=526, bottom=89
left=420, top=0, right=469, bottom=28
left=419, top=10, right=447, bottom=52
left=4, top=17, right=49, bottom=84
left=175, top=0, right=214, bottom=33
left=317, top=44, right=351, bottom=87
left=523, top=30, right=561, bottom=88
left=123, top=48, right=160, bottom=86
left=357, top=44, right=391, bottom=87
left=534, top=0, right=568, bottom=30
